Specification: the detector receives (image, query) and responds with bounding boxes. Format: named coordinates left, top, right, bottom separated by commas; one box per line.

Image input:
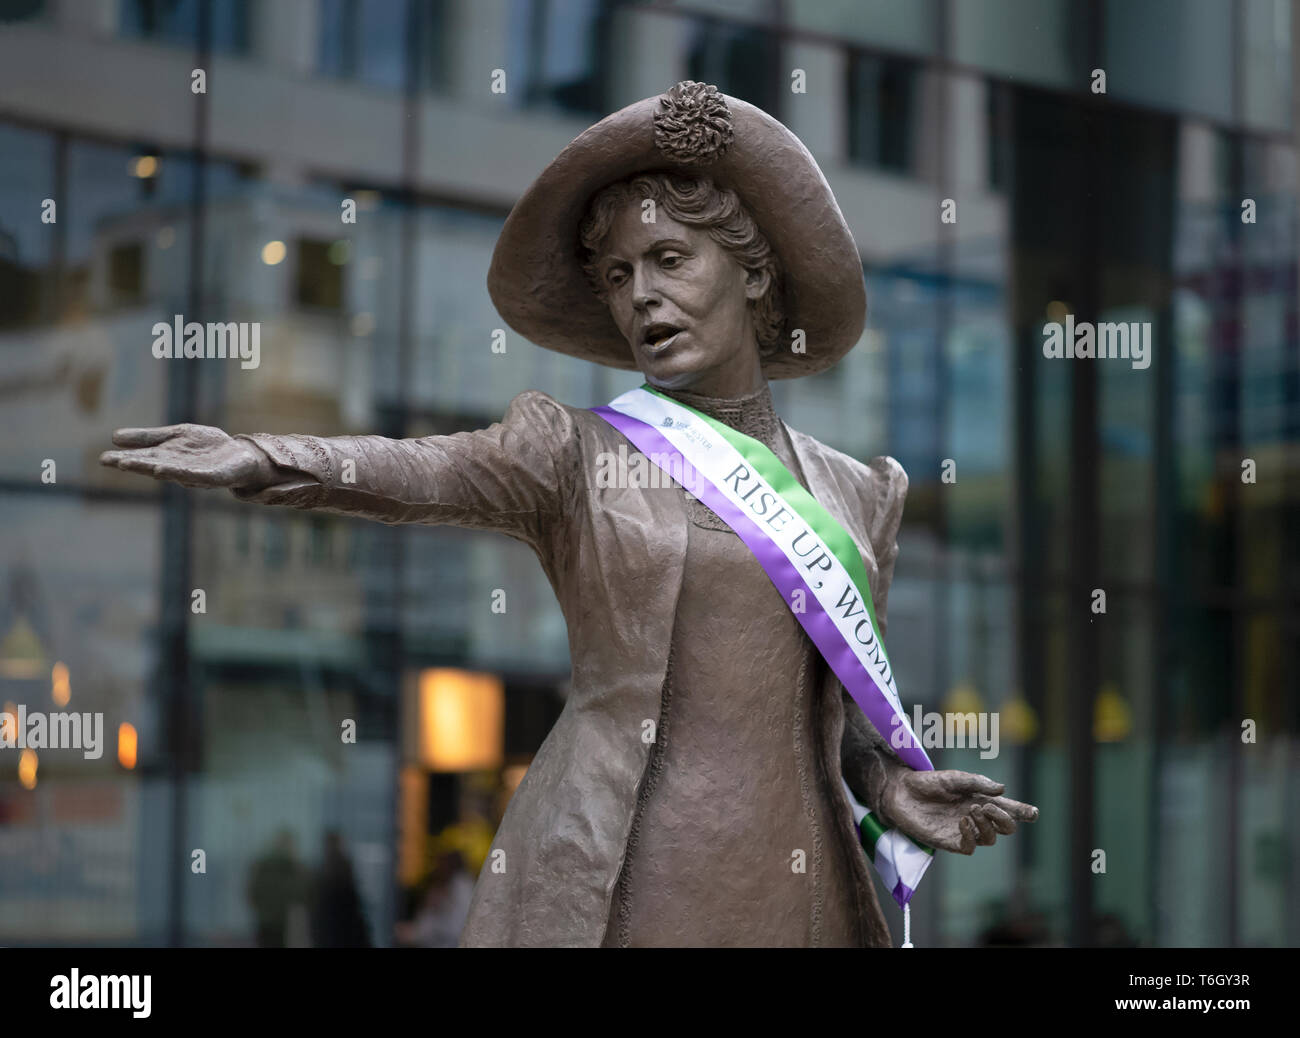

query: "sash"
left=592, top=385, right=934, bottom=908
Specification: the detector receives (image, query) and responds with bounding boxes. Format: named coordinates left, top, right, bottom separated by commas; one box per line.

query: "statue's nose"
left=631, top=268, right=660, bottom=312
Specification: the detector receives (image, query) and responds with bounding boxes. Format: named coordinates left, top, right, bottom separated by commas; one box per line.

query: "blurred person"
left=309, top=829, right=371, bottom=948
left=395, top=851, right=473, bottom=948
left=246, top=828, right=308, bottom=948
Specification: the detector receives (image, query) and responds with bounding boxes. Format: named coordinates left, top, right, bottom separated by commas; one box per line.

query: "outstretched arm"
left=100, top=390, right=578, bottom=548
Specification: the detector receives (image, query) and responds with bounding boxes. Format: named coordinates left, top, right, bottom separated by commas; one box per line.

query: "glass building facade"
left=0, top=0, right=1296, bottom=947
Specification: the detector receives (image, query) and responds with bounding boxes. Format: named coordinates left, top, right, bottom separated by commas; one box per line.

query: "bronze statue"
left=101, top=82, right=1037, bottom=947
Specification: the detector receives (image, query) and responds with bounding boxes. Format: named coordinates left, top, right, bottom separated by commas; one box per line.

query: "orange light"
left=117, top=723, right=138, bottom=770
left=52, top=661, right=70, bottom=706
left=18, top=749, right=37, bottom=789
left=130, top=155, right=159, bottom=178
left=419, top=669, right=504, bottom=772
left=502, top=763, right=528, bottom=793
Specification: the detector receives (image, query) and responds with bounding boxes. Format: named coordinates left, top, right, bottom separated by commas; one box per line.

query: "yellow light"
left=941, top=680, right=984, bottom=715
left=0, top=616, right=47, bottom=678
left=130, top=155, right=159, bottom=178
left=419, top=668, right=504, bottom=773
left=1046, top=300, right=1070, bottom=323
left=51, top=661, right=70, bottom=707
left=261, top=240, right=286, bottom=265
left=18, top=749, right=37, bottom=790
left=1001, top=696, right=1039, bottom=744
left=1094, top=682, right=1132, bottom=742
left=118, top=723, right=138, bottom=770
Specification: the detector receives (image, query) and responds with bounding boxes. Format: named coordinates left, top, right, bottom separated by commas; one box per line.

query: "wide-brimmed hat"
left=487, top=81, right=866, bottom=380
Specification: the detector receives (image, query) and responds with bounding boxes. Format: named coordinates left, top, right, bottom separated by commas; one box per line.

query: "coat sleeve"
left=230, top=389, right=579, bottom=551
left=840, top=454, right=911, bottom=818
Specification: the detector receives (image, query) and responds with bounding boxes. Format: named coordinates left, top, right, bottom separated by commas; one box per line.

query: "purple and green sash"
left=593, top=385, right=934, bottom=908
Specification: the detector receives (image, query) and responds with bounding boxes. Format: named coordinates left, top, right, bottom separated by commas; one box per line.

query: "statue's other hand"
left=882, top=769, right=1039, bottom=855
left=100, top=424, right=276, bottom=490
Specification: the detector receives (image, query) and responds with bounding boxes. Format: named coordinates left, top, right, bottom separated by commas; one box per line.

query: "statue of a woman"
left=101, top=82, right=1037, bottom=948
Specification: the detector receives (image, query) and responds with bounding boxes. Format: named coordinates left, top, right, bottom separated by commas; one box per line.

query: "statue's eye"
left=659, top=253, right=683, bottom=269
left=606, top=268, right=628, bottom=287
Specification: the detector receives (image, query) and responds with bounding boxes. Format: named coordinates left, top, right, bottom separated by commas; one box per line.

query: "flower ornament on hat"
left=652, top=81, right=734, bottom=165
left=487, top=80, right=867, bottom=380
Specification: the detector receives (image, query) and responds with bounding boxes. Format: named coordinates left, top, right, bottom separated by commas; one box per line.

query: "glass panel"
left=195, top=175, right=395, bottom=437
left=1241, top=0, right=1292, bottom=132
left=0, top=0, right=45, bottom=25
left=318, top=0, right=409, bottom=90
left=410, top=203, right=599, bottom=420
left=1104, top=0, right=1233, bottom=122
left=953, top=0, right=1087, bottom=90
left=0, top=497, right=163, bottom=942
left=846, top=52, right=921, bottom=175
left=787, top=0, right=938, bottom=56
left=186, top=499, right=394, bottom=945
left=1093, top=597, right=1153, bottom=945
left=119, top=0, right=252, bottom=55
left=0, top=122, right=55, bottom=328
left=685, top=15, right=781, bottom=114
left=510, top=0, right=613, bottom=116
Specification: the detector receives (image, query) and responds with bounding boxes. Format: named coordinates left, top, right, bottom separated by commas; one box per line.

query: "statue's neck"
left=658, top=381, right=782, bottom=451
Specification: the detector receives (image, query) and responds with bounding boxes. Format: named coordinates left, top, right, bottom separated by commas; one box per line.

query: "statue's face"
left=594, top=204, right=769, bottom=393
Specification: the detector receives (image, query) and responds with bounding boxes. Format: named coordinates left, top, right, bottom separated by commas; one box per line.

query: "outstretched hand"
left=881, top=769, right=1039, bottom=854
left=100, top=424, right=277, bottom=491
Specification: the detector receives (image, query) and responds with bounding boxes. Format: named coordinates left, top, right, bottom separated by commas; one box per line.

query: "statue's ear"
left=744, top=266, right=771, bottom=301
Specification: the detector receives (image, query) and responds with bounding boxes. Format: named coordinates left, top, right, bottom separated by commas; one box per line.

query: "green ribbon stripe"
left=859, top=812, right=889, bottom=862
left=645, top=384, right=893, bottom=673
left=860, top=811, right=935, bottom=860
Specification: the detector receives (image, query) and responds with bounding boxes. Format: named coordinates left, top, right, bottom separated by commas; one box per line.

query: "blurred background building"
left=0, top=0, right=1296, bottom=947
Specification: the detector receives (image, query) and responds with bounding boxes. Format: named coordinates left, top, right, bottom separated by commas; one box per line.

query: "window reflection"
left=847, top=52, right=919, bottom=174
left=508, top=0, right=613, bottom=116
left=686, top=15, right=780, bottom=115
left=119, top=0, right=252, bottom=55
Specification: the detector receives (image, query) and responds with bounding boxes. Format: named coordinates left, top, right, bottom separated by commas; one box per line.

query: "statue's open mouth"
left=642, top=323, right=682, bottom=352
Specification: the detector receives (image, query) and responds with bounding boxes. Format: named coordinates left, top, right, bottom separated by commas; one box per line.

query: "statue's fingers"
left=957, top=815, right=977, bottom=855
left=970, top=806, right=997, bottom=845
left=984, top=795, right=1039, bottom=822
left=101, top=453, right=164, bottom=477
left=980, top=803, right=1018, bottom=835
left=111, top=426, right=185, bottom=448
left=940, top=771, right=1005, bottom=798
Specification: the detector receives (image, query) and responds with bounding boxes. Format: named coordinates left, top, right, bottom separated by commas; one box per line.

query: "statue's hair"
left=578, top=172, right=785, bottom=354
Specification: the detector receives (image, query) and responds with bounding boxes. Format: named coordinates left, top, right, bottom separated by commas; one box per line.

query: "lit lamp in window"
left=419, top=668, right=504, bottom=773
left=0, top=616, right=46, bottom=679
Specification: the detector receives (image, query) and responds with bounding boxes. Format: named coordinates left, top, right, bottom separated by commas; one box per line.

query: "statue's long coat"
left=236, top=389, right=909, bottom=947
